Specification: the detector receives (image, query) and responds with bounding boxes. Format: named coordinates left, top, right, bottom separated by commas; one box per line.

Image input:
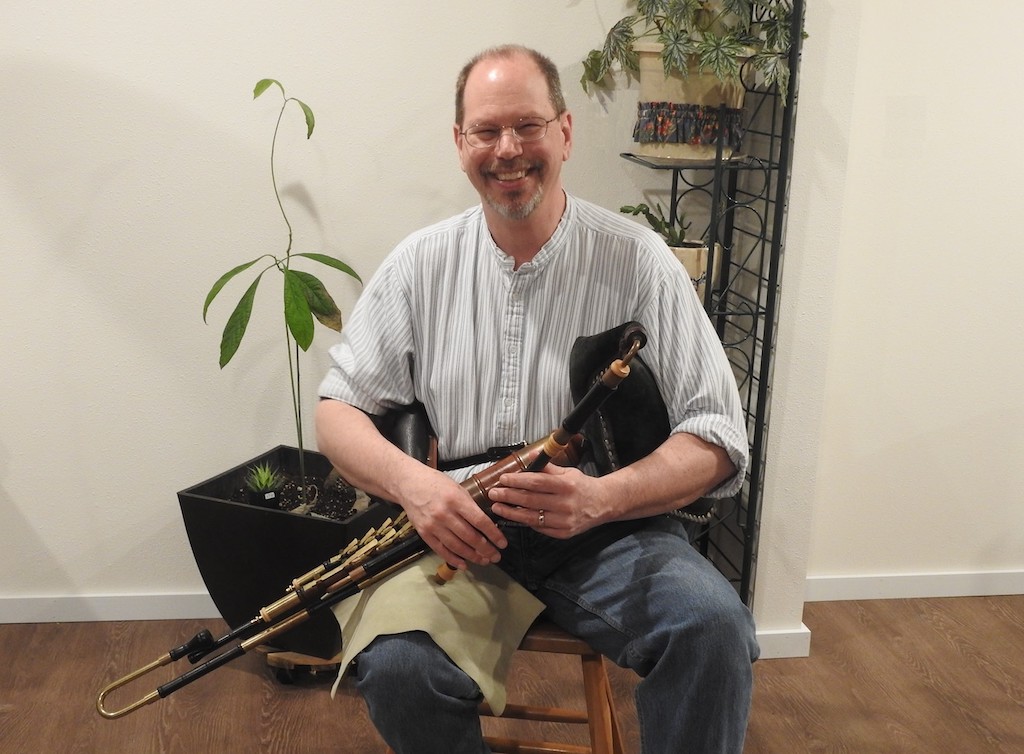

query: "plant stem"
left=270, top=102, right=295, bottom=260
left=272, top=93, right=307, bottom=500
left=287, top=331, right=307, bottom=497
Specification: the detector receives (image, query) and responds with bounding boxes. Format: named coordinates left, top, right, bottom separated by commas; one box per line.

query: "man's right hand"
left=399, top=468, right=508, bottom=570
left=315, top=399, right=507, bottom=570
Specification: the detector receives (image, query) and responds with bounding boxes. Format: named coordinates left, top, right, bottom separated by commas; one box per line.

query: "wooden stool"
left=386, top=619, right=623, bottom=754
left=257, top=646, right=343, bottom=685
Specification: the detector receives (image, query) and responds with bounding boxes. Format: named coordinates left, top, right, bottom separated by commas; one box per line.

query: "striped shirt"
left=318, top=194, right=748, bottom=496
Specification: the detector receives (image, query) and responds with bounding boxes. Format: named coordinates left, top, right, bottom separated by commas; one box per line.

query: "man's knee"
left=711, top=593, right=758, bottom=659
left=356, top=632, right=433, bottom=692
left=353, top=632, right=486, bottom=753
left=675, top=586, right=759, bottom=666
left=354, top=631, right=481, bottom=704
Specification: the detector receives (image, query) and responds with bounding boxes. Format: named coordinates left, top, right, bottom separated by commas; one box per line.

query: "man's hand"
left=315, top=399, right=507, bottom=570
left=400, top=468, right=508, bottom=570
left=487, top=465, right=609, bottom=539
left=486, top=431, right=737, bottom=536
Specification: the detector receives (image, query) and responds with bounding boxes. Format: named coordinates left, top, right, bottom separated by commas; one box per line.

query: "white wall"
left=2, top=1, right=1021, bottom=658
left=799, top=2, right=1024, bottom=602
left=756, top=1, right=1024, bottom=640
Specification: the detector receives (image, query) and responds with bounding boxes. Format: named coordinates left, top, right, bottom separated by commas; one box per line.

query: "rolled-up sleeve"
left=642, top=260, right=750, bottom=498
left=318, top=257, right=416, bottom=416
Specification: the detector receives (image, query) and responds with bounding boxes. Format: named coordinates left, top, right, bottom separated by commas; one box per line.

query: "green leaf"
left=219, top=276, right=261, bottom=368
left=698, top=34, right=745, bottom=80
left=637, top=0, right=667, bottom=25
left=291, top=270, right=342, bottom=332
left=203, top=258, right=262, bottom=321
left=761, top=11, right=791, bottom=53
left=660, top=28, right=699, bottom=75
left=726, top=0, right=754, bottom=19
left=294, top=98, right=315, bottom=139
left=753, top=51, right=790, bottom=99
left=605, top=16, right=639, bottom=72
left=580, top=49, right=609, bottom=89
left=664, top=0, right=700, bottom=32
left=293, top=252, right=363, bottom=283
left=283, top=269, right=315, bottom=350
left=620, top=202, right=689, bottom=246
left=619, top=44, right=640, bottom=76
left=253, top=78, right=282, bottom=99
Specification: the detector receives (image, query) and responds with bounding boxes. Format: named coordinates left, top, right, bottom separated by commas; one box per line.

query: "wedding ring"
left=538, top=510, right=545, bottom=527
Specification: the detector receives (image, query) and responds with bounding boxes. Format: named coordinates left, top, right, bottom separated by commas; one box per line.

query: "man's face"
left=454, top=54, right=572, bottom=222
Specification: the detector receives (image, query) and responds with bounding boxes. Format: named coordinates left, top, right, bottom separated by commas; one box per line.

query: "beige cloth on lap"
left=330, top=552, right=544, bottom=715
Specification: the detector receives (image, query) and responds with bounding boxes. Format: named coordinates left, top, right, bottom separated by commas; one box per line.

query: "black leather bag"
left=568, top=322, right=716, bottom=522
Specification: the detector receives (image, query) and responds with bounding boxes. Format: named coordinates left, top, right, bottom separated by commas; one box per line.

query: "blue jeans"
left=353, top=517, right=759, bottom=754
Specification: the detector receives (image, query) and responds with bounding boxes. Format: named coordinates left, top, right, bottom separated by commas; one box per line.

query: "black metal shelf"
left=623, top=0, right=804, bottom=607
left=620, top=152, right=777, bottom=172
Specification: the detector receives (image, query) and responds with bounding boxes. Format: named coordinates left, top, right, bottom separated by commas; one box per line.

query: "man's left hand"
left=487, top=465, right=610, bottom=538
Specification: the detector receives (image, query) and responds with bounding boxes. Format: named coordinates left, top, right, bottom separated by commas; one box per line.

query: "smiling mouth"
left=487, top=161, right=537, bottom=183
left=494, top=169, right=528, bottom=181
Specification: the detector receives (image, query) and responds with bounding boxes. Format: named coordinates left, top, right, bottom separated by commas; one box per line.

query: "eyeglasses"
left=459, top=115, right=560, bottom=149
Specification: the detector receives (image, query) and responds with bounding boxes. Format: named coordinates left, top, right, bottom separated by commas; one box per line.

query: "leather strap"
left=438, top=443, right=527, bottom=472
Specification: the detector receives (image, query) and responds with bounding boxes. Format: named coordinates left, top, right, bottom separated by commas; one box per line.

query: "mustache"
left=484, top=159, right=541, bottom=174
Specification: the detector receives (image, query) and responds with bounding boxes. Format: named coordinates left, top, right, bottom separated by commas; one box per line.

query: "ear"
left=453, top=123, right=468, bottom=172
left=560, top=111, right=573, bottom=162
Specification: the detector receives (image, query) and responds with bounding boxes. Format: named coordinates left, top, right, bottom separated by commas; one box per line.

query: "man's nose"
left=493, top=129, right=524, bottom=158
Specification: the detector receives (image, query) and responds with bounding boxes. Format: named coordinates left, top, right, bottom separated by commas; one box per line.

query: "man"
left=316, top=45, right=758, bottom=754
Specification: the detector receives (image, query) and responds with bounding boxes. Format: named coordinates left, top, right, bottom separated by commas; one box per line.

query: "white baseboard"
left=753, top=569, right=1024, bottom=658
left=0, top=593, right=220, bottom=624
left=804, top=569, right=1024, bottom=602
left=2, top=593, right=815, bottom=661
left=755, top=624, right=811, bottom=659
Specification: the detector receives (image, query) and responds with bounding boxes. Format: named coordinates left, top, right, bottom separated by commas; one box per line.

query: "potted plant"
left=177, top=80, right=392, bottom=659
left=203, top=78, right=361, bottom=502
left=580, top=0, right=797, bottom=159
left=621, top=201, right=691, bottom=247
left=243, top=461, right=284, bottom=509
left=621, top=202, right=720, bottom=303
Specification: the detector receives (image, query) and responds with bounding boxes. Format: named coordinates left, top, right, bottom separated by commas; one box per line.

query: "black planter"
left=177, top=445, right=396, bottom=659
left=245, top=487, right=280, bottom=508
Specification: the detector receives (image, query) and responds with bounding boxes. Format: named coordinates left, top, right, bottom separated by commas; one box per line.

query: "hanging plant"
left=580, top=0, right=798, bottom=99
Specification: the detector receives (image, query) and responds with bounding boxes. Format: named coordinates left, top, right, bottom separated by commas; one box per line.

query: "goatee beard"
left=485, top=184, right=545, bottom=220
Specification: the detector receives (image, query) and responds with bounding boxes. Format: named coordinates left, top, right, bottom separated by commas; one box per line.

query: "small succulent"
left=621, top=202, right=692, bottom=247
left=245, top=462, right=283, bottom=492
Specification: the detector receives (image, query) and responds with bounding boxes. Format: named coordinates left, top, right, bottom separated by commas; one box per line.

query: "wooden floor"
left=0, top=595, right=1021, bottom=753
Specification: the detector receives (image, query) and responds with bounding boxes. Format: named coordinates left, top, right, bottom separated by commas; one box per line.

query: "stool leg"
left=581, top=654, right=621, bottom=754
left=602, top=670, right=625, bottom=754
